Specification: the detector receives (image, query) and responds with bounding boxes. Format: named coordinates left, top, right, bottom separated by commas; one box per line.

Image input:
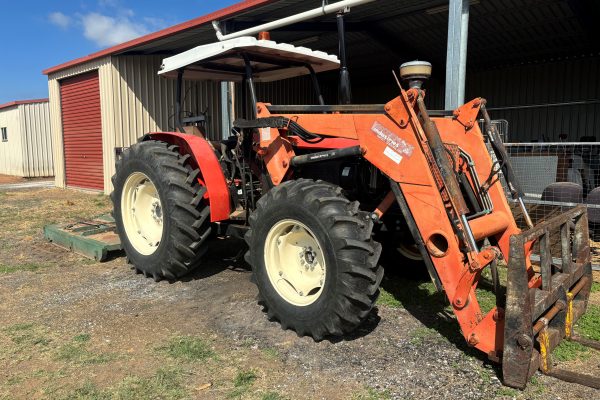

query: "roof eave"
left=0, top=98, right=49, bottom=111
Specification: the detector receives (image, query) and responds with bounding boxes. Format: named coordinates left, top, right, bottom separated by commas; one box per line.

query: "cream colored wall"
left=19, top=102, right=53, bottom=177
left=0, top=106, right=24, bottom=176
left=103, top=55, right=222, bottom=192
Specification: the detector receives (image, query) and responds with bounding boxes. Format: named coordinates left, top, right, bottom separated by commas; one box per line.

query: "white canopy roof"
left=159, top=36, right=340, bottom=82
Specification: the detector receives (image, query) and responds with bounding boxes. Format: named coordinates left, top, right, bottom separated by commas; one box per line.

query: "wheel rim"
left=264, top=219, right=327, bottom=307
left=397, top=242, right=423, bottom=261
left=121, top=172, right=163, bottom=256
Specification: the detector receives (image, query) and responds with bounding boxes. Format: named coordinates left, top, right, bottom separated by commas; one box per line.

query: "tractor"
left=110, top=21, right=598, bottom=389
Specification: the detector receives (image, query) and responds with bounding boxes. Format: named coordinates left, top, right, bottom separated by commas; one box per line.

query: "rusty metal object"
left=502, top=206, right=593, bottom=389
left=570, top=335, right=600, bottom=351
left=453, top=98, right=482, bottom=130
left=416, top=94, right=481, bottom=256
left=544, top=368, right=600, bottom=390
left=417, top=95, right=469, bottom=218
left=373, top=191, right=395, bottom=220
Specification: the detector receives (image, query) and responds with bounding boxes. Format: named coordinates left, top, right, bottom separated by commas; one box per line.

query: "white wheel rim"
left=121, top=172, right=163, bottom=256
left=264, top=219, right=327, bottom=307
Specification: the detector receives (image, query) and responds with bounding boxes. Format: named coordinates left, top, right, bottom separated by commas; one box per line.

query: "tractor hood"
left=158, top=36, right=340, bottom=82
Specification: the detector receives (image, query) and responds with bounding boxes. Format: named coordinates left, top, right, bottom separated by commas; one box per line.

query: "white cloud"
left=143, top=17, right=169, bottom=30
left=81, top=13, right=150, bottom=47
left=49, top=12, right=71, bottom=29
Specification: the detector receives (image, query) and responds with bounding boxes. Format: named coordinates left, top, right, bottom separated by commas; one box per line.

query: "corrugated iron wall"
left=0, top=103, right=53, bottom=177
left=0, top=107, right=25, bottom=176
left=347, top=56, right=600, bottom=142
left=104, top=55, right=222, bottom=191
left=234, top=75, right=337, bottom=119
left=19, top=102, right=53, bottom=177
left=109, top=55, right=222, bottom=145
left=467, top=56, right=600, bottom=142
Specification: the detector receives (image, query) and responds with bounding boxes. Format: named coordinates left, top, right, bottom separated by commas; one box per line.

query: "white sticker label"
left=260, top=127, right=271, bottom=141
left=371, top=121, right=414, bottom=157
left=383, top=146, right=403, bottom=164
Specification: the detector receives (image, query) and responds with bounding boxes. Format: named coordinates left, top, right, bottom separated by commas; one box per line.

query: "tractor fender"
left=142, top=132, right=231, bottom=222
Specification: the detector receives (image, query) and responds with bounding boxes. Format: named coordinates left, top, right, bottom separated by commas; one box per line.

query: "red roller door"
left=60, top=71, right=103, bottom=190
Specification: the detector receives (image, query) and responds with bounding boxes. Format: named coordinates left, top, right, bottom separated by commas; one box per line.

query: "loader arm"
left=252, top=87, right=594, bottom=388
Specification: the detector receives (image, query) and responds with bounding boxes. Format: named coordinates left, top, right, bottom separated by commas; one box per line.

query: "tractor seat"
left=541, top=182, right=583, bottom=205
left=585, top=187, right=600, bottom=224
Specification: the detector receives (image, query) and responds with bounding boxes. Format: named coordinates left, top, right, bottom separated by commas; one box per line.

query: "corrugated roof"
left=43, top=0, right=599, bottom=76
left=43, top=0, right=277, bottom=75
left=0, top=98, right=49, bottom=112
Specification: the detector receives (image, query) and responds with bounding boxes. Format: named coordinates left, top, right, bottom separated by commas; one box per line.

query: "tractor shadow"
left=379, top=267, right=496, bottom=368
left=178, top=236, right=251, bottom=282
left=178, top=236, right=382, bottom=340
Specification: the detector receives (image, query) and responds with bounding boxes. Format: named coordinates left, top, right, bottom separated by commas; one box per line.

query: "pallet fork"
left=503, top=206, right=599, bottom=389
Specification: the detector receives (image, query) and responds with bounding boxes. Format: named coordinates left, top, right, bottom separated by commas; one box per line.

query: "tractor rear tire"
left=244, top=179, right=383, bottom=340
left=111, top=140, right=211, bottom=281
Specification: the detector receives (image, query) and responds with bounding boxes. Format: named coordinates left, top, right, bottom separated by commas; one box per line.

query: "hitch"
left=502, top=206, right=597, bottom=389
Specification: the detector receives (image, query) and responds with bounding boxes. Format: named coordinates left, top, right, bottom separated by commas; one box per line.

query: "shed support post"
left=445, top=0, right=470, bottom=110
left=220, top=82, right=232, bottom=139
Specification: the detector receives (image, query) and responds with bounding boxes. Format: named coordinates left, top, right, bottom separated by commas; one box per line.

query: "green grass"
left=377, top=288, right=403, bottom=308
left=378, top=276, right=442, bottom=310
left=475, top=264, right=507, bottom=315
left=552, top=339, right=590, bottom=361
left=496, top=386, right=518, bottom=398
left=576, top=304, right=600, bottom=340
left=158, top=336, right=215, bottom=361
left=591, top=281, right=600, bottom=293
left=409, top=327, right=440, bottom=345
left=229, top=369, right=258, bottom=398
left=62, top=381, right=110, bottom=400
left=63, top=368, right=186, bottom=400
left=262, top=347, right=279, bottom=359
left=114, top=367, right=186, bottom=400
left=0, top=263, right=48, bottom=274
left=55, top=336, right=116, bottom=365
left=73, top=333, right=91, bottom=343
left=528, top=375, right=545, bottom=395
left=3, top=323, right=51, bottom=348
left=233, top=370, right=257, bottom=387
left=535, top=305, right=600, bottom=362
left=475, top=286, right=497, bottom=315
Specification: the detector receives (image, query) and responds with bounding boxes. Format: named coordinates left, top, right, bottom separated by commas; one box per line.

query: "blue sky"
left=0, top=0, right=239, bottom=104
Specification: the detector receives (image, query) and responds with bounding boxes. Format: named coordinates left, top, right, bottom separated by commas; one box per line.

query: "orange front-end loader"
left=111, top=30, right=597, bottom=389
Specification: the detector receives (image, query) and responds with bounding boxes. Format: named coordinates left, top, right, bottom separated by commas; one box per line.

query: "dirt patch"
left=1, top=188, right=599, bottom=400
left=0, top=174, right=53, bottom=185
left=0, top=174, right=25, bottom=184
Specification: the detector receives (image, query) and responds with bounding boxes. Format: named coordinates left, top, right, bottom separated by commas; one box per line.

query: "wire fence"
left=498, top=142, right=600, bottom=269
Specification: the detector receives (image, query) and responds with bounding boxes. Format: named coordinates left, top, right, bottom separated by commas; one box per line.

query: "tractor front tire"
left=111, top=140, right=211, bottom=281
left=245, top=179, right=383, bottom=340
